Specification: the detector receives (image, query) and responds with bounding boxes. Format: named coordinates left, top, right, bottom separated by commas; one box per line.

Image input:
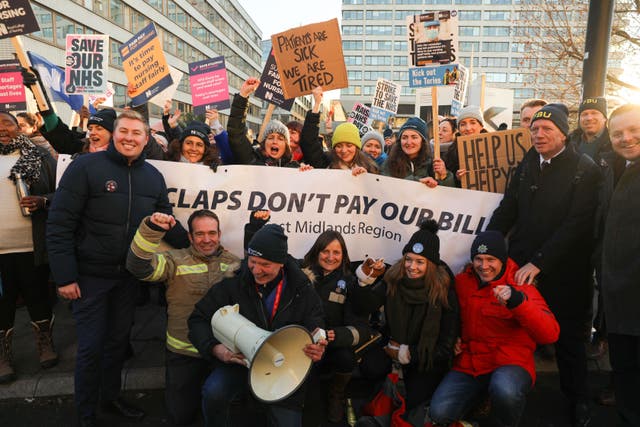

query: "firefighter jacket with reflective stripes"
left=127, top=216, right=241, bottom=357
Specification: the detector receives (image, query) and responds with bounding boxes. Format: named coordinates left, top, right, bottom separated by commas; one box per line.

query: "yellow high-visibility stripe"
left=166, top=332, right=198, bottom=353
left=133, top=230, right=159, bottom=253
left=146, top=254, right=167, bottom=282
left=176, top=264, right=208, bottom=275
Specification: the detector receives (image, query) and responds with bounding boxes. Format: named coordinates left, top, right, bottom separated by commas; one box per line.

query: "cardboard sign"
left=0, top=59, right=25, bottom=110
left=65, top=34, right=108, bottom=94
left=458, top=129, right=532, bottom=194
left=407, top=11, right=458, bottom=67
left=120, top=23, right=172, bottom=107
left=149, top=66, right=183, bottom=108
left=188, top=56, right=230, bottom=115
left=271, top=18, right=348, bottom=98
left=0, top=0, right=39, bottom=39
left=347, top=103, right=372, bottom=137
left=370, top=78, right=400, bottom=122
left=255, top=48, right=295, bottom=111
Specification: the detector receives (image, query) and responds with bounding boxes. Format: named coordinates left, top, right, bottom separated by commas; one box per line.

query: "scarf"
left=386, top=277, right=442, bottom=371
left=1, top=134, right=43, bottom=186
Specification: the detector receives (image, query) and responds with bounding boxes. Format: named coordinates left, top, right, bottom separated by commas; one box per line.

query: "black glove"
left=20, top=67, right=38, bottom=86
left=249, top=210, right=270, bottom=227
left=209, top=161, right=219, bottom=173
left=505, top=285, right=525, bottom=309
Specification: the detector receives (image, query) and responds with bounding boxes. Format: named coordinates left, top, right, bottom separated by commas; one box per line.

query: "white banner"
left=56, top=157, right=502, bottom=274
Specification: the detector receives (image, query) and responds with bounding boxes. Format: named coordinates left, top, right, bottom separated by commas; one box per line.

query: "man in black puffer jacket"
left=46, top=110, right=188, bottom=427
left=188, top=223, right=326, bottom=427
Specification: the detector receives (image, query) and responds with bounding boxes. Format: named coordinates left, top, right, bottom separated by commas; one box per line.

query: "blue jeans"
left=201, top=363, right=302, bottom=427
left=429, top=366, right=532, bottom=427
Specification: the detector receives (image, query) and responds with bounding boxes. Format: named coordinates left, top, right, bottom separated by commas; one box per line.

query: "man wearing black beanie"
left=188, top=214, right=326, bottom=427
left=487, top=102, right=602, bottom=426
left=570, top=97, right=611, bottom=165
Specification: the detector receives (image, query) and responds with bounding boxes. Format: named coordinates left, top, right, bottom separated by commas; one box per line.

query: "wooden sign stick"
left=258, top=103, right=276, bottom=142
left=11, top=36, right=50, bottom=112
left=431, top=86, right=440, bottom=160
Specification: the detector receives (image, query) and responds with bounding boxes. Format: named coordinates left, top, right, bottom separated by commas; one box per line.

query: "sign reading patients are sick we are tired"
left=271, top=19, right=348, bottom=99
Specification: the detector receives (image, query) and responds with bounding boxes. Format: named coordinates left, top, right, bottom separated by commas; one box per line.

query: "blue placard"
left=409, top=64, right=462, bottom=88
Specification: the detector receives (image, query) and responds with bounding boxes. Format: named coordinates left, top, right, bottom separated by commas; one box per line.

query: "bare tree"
left=513, top=0, right=640, bottom=110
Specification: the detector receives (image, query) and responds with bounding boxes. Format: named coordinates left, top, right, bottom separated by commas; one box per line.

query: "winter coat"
left=227, top=94, right=299, bottom=168
left=601, top=159, right=640, bottom=336
left=47, top=143, right=188, bottom=286
left=453, top=259, right=560, bottom=383
left=487, top=146, right=601, bottom=327
left=569, top=127, right=611, bottom=166
left=127, top=217, right=242, bottom=357
left=304, top=267, right=372, bottom=349
left=381, top=155, right=455, bottom=187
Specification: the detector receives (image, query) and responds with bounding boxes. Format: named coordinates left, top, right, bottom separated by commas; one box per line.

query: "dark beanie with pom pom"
left=402, top=219, right=440, bottom=265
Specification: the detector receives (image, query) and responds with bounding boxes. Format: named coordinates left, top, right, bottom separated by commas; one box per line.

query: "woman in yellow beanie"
left=300, top=119, right=378, bottom=175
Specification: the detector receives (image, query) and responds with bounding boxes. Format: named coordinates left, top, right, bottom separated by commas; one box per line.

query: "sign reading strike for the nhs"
left=120, top=23, right=172, bottom=107
left=189, top=56, right=230, bottom=115
left=56, top=157, right=502, bottom=274
left=0, top=59, right=26, bottom=110
left=0, top=0, right=39, bottom=39
left=65, top=34, right=109, bottom=94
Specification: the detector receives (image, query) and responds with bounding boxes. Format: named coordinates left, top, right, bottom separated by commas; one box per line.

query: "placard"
left=0, top=0, right=39, bottom=39
left=189, top=56, right=230, bottom=115
left=370, top=78, right=400, bottom=122
left=271, top=18, right=348, bottom=98
left=0, top=59, right=25, bottom=110
left=255, top=48, right=295, bottom=111
left=407, top=11, right=458, bottom=67
left=120, top=23, right=173, bottom=106
left=65, top=34, right=109, bottom=94
left=458, top=129, right=532, bottom=193
left=347, top=103, right=371, bottom=137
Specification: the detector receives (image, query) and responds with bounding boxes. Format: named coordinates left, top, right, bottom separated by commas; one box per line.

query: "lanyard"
left=270, top=277, right=284, bottom=321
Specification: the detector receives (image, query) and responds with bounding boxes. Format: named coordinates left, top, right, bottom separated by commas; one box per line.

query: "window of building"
left=364, top=71, right=392, bottom=80
left=393, top=56, right=408, bottom=66
left=109, top=0, right=124, bottom=26
left=483, top=26, right=510, bottom=37
left=401, top=86, right=415, bottom=96
left=455, top=0, right=481, bottom=4
left=342, top=25, right=364, bottom=35
left=343, top=10, right=364, bottom=20
left=482, top=42, right=509, bottom=52
left=394, top=26, right=407, bottom=36
left=394, top=41, right=407, bottom=51
left=110, top=40, right=123, bottom=68
left=393, top=71, right=408, bottom=81
left=342, top=0, right=364, bottom=4
left=484, top=0, right=511, bottom=4
left=485, top=73, right=507, bottom=83
left=459, top=26, right=480, bottom=36
left=130, top=10, right=149, bottom=33
left=460, top=56, right=479, bottom=67
left=365, top=56, right=392, bottom=65
left=30, top=4, right=54, bottom=43
left=514, top=88, right=535, bottom=99
left=365, top=0, right=392, bottom=4
left=365, top=25, right=393, bottom=35
left=479, top=57, right=508, bottom=67
left=344, top=40, right=364, bottom=50
left=366, top=11, right=393, bottom=20
left=342, top=86, right=362, bottom=96
left=483, top=11, right=510, bottom=20
left=345, top=56, right=363, bottom=65
left=511, top=42, right=527, bottom=53
left=145, top=0, right=163, bottom=12
left=511, top=58, right=537, bottom=68
left=425, top=0, right=453, bottom=4
left=365, top=40, right=392, bottom=50
left=396, top=0, right=423, bottom=4
left=460, top=41, right=480, bottom=52
left=362, top=85, right=375, bottom=95
left=395, top=10, right=421, bottom=20
left=459, top=10, right=481, bottom=20
left=55, top=15, right=77, bottom=48
left=348, top=71, right=363, bottom=80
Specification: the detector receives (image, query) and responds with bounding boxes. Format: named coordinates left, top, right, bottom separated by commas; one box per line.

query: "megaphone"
left=211, top=304, right=313, bottom=403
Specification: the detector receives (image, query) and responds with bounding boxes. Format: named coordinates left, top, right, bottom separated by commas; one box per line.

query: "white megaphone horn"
left=211, top=304, right=313, bottom=403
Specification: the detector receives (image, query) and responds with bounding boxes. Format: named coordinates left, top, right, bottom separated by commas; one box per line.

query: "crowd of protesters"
left=0, top=62, right=638, bottom=427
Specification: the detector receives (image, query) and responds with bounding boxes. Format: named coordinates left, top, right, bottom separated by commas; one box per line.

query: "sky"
left=236, top=0, right=342, bottom=39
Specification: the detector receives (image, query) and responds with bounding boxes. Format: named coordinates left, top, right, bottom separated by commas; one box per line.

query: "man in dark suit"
left=487, top=103, right=601, bottom=427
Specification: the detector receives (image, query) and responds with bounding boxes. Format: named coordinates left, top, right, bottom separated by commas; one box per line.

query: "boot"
left=327, top=372, right=352, bottom=423
left=0, top=328, right=16, bottom=384
left=31, top=316, right=59, bottom=369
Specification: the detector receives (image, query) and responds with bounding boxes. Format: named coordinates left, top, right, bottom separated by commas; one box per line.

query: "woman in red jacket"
left=429, top=231, right=560, bottom=427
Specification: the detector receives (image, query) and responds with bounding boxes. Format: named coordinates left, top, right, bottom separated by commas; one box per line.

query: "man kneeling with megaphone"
left=188, top=222, right=327, bottom=427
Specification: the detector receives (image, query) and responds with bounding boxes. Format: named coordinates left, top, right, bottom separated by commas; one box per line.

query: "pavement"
left=0, top=287, right=618, bottom=426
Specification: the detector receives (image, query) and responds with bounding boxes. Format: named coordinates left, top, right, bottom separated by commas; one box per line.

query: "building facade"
left=339, top=0, right=620, bottom=126
left=0, top=0, right=265, bottom=129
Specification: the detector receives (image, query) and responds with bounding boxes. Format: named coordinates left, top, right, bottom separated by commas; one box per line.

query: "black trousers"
left=72, top=275, right=139, bottom=418
left=0, top=252, right=51, bottom=329
left=165, top=349, right=212, bottom=425
left=608, top=333, right=640, bottom=427
left=554, top=317, right=589, bottom=404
